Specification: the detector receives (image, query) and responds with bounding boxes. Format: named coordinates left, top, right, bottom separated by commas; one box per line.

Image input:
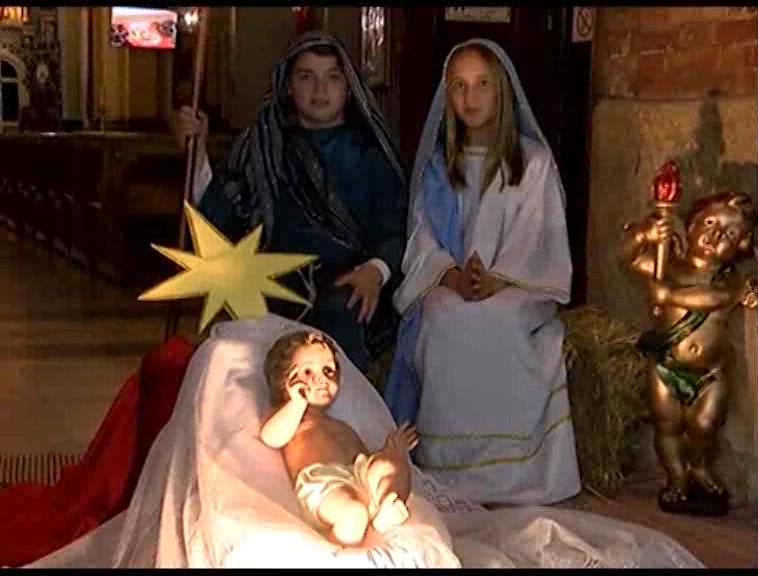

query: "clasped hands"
left=441, top=252, right=505, bottom=301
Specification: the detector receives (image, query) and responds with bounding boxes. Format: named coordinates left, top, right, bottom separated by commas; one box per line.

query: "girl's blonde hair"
left=444, top=44, right=524, bottom=194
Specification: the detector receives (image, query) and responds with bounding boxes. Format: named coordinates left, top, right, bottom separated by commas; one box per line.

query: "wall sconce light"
left=178, top=7, right=200, bottom=33
left=0, top=6, right=29, bottom=26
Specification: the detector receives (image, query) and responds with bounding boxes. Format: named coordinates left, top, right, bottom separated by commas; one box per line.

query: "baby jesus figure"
left=260, top=330, right=418, bottom=546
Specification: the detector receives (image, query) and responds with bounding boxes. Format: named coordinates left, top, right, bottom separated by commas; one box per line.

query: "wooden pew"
left=0, top=130, right=233, bottom=291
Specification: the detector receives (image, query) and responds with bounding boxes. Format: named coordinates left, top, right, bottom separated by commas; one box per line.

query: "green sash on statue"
left=637, top=310, right=711, bottom=404
left=636, top=265, right=731, bottom=404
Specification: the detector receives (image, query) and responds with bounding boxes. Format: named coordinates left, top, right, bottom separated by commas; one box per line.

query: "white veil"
left=409, top=37, right=566, bottom=225
left=27, top=315, right=704, bottom=569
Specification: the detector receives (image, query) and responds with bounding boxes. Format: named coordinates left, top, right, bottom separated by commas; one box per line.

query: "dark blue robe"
left=198, top=124, right=406, bottom=371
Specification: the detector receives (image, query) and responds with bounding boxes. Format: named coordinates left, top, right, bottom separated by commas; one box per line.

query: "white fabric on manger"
left=25, top=316, right=705, bottom=569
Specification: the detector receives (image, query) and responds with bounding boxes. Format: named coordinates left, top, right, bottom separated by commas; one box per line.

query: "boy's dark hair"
left=264, top=330, right=341, bottom=405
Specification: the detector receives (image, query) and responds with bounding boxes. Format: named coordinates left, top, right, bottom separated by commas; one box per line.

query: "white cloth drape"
left=26, top=317, right=703, bottom=569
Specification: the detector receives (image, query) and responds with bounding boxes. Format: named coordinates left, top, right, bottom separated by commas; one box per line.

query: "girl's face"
left=288, top=50, right=348, bottom=129
left=446, top=49, right=498, bottom=135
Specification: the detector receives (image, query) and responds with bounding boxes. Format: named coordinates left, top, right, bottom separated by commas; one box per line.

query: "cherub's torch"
left=651, top=160, right=683, bottom=280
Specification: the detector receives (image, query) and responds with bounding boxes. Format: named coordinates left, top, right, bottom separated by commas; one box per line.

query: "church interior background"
left=0, top=6, right=755, bottom=567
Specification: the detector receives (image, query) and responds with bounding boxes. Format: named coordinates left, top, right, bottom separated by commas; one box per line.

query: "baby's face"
left=287, top=343, right=339, bottom=408
left=689, top=204, right=748, bottom=265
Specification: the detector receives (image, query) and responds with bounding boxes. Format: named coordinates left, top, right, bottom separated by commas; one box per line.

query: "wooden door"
left=393, top=7, right=593, bottom=305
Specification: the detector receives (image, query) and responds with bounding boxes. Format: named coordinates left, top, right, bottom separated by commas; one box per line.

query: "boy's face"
left=287, top=51, right=348, bottom=129
left=287, top=343, right=339, bottom=408
left=688, top=203, right=748, bottom=265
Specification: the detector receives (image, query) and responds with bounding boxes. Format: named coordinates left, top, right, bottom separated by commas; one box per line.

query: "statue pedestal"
left=658, top=481, right=729, bottom=516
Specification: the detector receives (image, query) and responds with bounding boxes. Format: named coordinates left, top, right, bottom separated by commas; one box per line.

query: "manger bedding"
left=26, top=316, right=704, bottom=569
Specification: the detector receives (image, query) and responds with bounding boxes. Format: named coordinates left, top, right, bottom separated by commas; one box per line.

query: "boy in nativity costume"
left=175, top=31, right=407, bottom=372
left=384, top=39, right=580, bottom=505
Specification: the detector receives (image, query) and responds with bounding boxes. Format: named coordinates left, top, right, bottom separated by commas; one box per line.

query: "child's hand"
left=385, top=422, right=419, bottom=453
left=286, top=381, right=309, bottom=406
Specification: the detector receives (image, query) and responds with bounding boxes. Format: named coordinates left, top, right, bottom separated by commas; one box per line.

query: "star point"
left=138, top=202, right=318, bottom=333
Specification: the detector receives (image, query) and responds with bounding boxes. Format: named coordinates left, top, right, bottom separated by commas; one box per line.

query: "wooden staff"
left=749, top=248, right=758, bottom=478
left=165, top=7, right=210, bottom=340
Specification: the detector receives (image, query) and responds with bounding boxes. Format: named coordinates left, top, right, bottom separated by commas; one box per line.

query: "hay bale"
left=561, top=305, right=649, bottom=497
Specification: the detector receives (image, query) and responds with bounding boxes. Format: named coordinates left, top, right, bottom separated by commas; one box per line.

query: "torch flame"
left=652, top=160, right=682, bottom=203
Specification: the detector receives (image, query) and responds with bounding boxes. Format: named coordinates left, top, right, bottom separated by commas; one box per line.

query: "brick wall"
left=594, top=7, right=757, bottom=99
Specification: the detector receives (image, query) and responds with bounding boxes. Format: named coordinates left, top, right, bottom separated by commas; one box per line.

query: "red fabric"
left=0, top=336, right=194, bottom=567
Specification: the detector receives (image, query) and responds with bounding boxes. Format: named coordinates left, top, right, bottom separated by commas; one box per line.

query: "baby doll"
left=260, top=330, right=418, bottom=546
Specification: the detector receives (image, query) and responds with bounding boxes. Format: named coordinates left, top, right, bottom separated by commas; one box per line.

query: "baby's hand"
left=385, top=422, right=419, bottom=453
left=286, top=381, right=309, bottom=405
left=740, top=277, right=758, bottom=309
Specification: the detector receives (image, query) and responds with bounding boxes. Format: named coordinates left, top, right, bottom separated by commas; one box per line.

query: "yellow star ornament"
left=138, top=202, right=318, bottom=333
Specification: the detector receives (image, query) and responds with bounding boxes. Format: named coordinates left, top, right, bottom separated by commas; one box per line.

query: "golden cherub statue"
left=622, top=161, right=758, bottom=516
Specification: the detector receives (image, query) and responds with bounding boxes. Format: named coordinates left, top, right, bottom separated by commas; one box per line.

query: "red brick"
left=666, top=48, right=721, bottom=78
left=605, top=31, right=632, bottom=60
left=705, top=7, right=756, bottom=21
left=638, top=74, right=679, bottom=99
left=644, top=69, right=716, bottom=99
left=715, top=17, right=758, bottom=45
left=732, top=67, right=758, bottom=96
left=666, top=6, right=708, bottom=29
left=637, top=49, right=723, bottom=98
left=721, top=44, right=744, bottom=70
left=675, top=22, right=714, bottom=51
left=633, top=51, right=666, bottom=96
left=713, top=68, right=755, bottom=97
left=748, top=44, right=758, bottom=68
left=639, top=8, right=672, bottom=33
left=603, top=58, right=637, bottom=98
left=726, top=7, right=758, bottom=18
left=601, top=8, right=641, bottom=33
left=666, top=7, right=704, bottom=26
left=632, top=30, right=671, bottom=54
left=721, top=44, right=757, bottom=71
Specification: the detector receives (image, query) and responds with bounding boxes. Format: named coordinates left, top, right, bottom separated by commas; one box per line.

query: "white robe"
left=25, top=316, right=703, bottom=569
left=394, top=138, right=581, bottom=504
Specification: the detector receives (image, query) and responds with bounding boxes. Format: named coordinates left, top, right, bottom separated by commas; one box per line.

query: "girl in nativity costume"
left=179, top=31, right=407, bottom=373
left=384, top=39, right=581, bottom=505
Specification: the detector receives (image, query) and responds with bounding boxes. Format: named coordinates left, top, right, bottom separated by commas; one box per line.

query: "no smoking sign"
left=572, top=7, right=595, bottom=43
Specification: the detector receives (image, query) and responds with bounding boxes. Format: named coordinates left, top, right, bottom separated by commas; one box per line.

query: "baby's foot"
left=372, top=492, right=409, bottom=534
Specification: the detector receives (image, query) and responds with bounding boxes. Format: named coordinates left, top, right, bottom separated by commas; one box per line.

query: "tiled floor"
left=0, top=232, right=755, bottom=568
left=0, top=232, right=196, bottom=455
left=555, top=470, right=757, bottom=569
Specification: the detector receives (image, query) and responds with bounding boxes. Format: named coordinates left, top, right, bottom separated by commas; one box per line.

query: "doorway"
left=393, top=7, right=593, bottom=305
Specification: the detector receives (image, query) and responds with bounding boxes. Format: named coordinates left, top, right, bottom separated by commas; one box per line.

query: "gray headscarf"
left=210, top=31, right=406, bottom=250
